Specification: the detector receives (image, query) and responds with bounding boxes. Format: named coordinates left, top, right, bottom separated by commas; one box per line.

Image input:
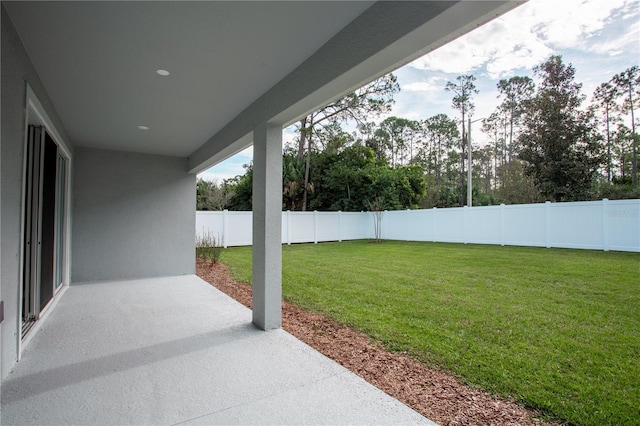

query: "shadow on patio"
left=1, top=276, right=433, bottom=425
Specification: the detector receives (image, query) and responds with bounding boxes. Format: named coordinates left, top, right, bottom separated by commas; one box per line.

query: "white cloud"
left=588, top=15, right=640, bottom=56
left=408, top=0, right=635, bottom=79
left=198, top=146, right=253, bottom=182
left=402, top=76, right=449, bottom=93
left=402, top=81, right=437, bottom=92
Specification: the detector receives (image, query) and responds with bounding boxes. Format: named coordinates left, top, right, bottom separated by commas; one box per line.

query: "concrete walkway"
left=1, top=275, right=435, bottom=425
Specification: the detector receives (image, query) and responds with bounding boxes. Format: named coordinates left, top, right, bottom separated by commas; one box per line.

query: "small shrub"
left=196, top=231, right=224, bottom=265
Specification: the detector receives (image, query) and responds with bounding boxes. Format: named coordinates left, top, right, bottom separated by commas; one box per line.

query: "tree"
left=416, top=114, right=459, bottom=185
left=225, top=164, right=253, bottom=211
left=373, top=117, right=419, bottom=167
left=519, top=55, right=603, bottom=201
left=482, top=110, right=509, bottom=191
left=496, top=76, right=534, bottom=162
left=282, top=152, right=312, bottom=211
left=308, top=145, right=426, bottom=212
left=591, top=81, right=619, bottom=182
left=309, top=144, right=377, bottom=211
left=612, top=65, right=640, bottom=186
left=475, top=144, right=494, bottom=196
left=445, top=75, right=478, bottom=205
left=295, top=73, right=399, bottom=210
left=315, top=122, right=354, bottom=154
left=496, top=160, right=543, bottom=204
left=196, top=178, right=234, bottom=211
left=366, top=197, right=385, bottom=243
left=611, top=123, right=634, bottom=180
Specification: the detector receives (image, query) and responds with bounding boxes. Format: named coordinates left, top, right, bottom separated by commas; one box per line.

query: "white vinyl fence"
left=196, top=199, right=640, bottom=252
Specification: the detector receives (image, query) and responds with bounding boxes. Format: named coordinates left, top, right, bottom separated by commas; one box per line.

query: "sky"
left=199, top=0, right=640, bottom=183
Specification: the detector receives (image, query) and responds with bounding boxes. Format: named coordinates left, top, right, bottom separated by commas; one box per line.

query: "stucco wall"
left=1, top=5, right=73, bottom=380
left=72, top=147, right=195, bottom=282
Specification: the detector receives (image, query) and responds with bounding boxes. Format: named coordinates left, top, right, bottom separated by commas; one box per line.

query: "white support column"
left=252, top=122, right=282, bottom=330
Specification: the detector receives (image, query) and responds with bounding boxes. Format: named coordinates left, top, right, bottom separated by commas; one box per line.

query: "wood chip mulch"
left=196, top=258, right=554, bottom=426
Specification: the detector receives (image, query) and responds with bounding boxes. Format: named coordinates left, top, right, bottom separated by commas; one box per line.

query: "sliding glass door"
left=22, top=125, right=67, bottom=337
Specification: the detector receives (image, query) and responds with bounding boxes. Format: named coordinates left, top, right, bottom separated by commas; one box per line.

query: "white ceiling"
left=5, top=1, right=373, bottom=156
left=4, top=1, right=523, bottom=171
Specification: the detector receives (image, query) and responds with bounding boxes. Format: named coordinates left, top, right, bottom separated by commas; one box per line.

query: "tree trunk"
left=629, top=86, right=638, bottom=186
left=460, top=111, right=466, bottom=205
left=436, top=136, right=441, bottom=185
left=605, top=105, right=611, bottom=182
left=297, top=116, right=308, bottom=159
left=493, top=139, right=498, bottom=191
left=508, top=107, right=514, bottom=163
left=302, top=138, right=311, bottom=211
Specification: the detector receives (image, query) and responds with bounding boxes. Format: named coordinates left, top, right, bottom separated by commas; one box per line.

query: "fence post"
left=500, top=204, right=505, bottom=246
left=287, top=210, right=291, bottom=245
left=222, top=209, right=228, bottom=248
left=545, top=201, right=551, bottom=248
left=602, top=198, right=609, bottom=252
left=406, top=209, right=411, bottom=241
left=463, top=206, right=468, bottom=244
left=314, top=210, right=318, bottom=244
left=432, top=207, right=437, bottom=243
left=382, top=210, right=387, bottom=240
left=338, top=211, right=342, bottom=242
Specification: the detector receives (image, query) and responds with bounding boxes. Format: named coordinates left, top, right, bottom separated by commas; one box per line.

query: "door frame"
left=18, top=85, right=73, bottom=357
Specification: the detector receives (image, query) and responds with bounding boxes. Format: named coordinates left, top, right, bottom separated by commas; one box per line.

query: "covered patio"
left=1, top=1, right=523, bottom=423
left=1, top=275, right=433, bottom=425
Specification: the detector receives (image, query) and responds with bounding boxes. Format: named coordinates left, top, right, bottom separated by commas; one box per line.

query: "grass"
left=221, top=241, right=640, bottom=426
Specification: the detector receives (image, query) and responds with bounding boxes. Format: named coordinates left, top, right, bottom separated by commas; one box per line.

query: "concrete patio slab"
left=1, top=275, right=435, bottom=425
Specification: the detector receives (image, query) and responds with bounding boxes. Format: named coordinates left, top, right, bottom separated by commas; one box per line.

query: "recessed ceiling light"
left=138, top=125, right=150, bottom=130
left=156, top=69, right=170, bottom=76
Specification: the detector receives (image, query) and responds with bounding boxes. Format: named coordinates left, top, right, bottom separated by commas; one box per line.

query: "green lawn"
left=221, top=241, right=639, bottom=425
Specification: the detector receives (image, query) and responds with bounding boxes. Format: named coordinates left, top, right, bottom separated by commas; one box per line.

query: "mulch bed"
left=196, top=258, right=553, bottom=426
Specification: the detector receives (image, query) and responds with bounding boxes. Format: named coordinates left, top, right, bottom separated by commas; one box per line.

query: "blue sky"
left=199, top=0, right=640, bottom=182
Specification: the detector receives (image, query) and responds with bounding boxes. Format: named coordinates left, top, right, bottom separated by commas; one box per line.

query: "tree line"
left=197, top=56, right=639, bottom=211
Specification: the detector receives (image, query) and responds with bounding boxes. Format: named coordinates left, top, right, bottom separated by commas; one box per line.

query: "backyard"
left=213, top=241, right=638, bottom=425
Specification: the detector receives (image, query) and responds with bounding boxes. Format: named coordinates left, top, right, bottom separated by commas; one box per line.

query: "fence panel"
left=196, top=211, right=223, bottom=240
left=502, top=203, right=547, bottom=247
left=466, top=205, right=502, bottom=245
left=381, top=210, right=406, bottom=240
left=288, top=211, right=315, bottom=243
left=407, top=209, right=433, bottom=241
left=316, top=212, right=340, bottom=242
left=342, top=212, right=373, bottom=240
left=196, top=199, right=640, bottom=252
left=606, top=199, right=640, bottom=251
left=225, top=211, right=252, bottom=246
left=548, top=201, right=603, bottom=250
left=433, top=207, right=465, bottom=243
